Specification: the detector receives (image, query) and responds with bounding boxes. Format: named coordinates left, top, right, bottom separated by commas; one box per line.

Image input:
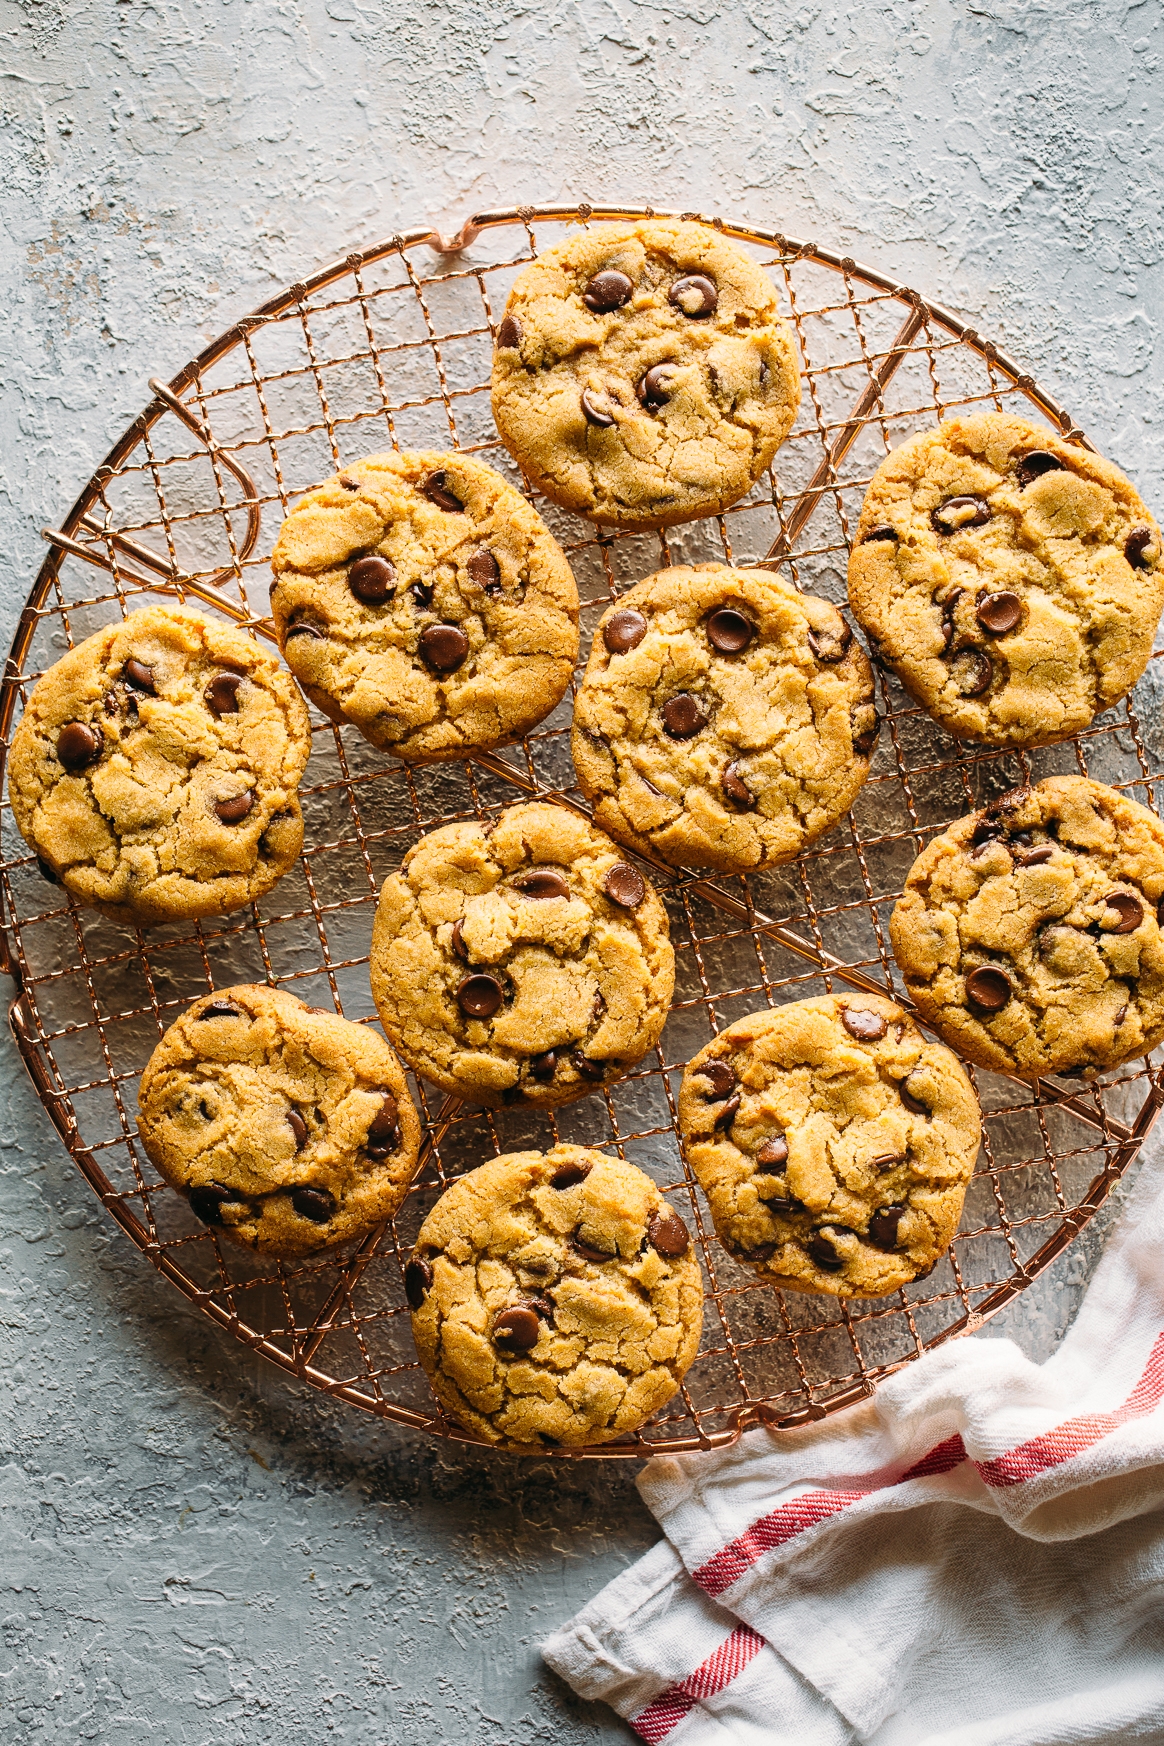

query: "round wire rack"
left=3, top=204, right=1163, bottom=1458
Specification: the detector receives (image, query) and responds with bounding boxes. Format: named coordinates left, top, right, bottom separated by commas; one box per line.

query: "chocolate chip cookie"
left=491, top=219, right=801, bottom=530
left=679, top=994, right=980, bottom=1297
left=369, top=802, right=674, bottom=1107
left=572, top=565, right=877, bottom=871
left=269, top=450, right=579, bottom=760
left=7, top=605, right=311, bottom=925
left=891, top=776, right=1164, bottom=1079
left=847, top=413, right=1164, bottom=748
left=406, top=1145, right=703, bottom=1449
left=137, top=984, right=421, bottom=1258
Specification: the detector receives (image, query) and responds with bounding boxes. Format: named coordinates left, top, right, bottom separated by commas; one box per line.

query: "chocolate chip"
left=863, top=524, right=899, bottom=544
left=713, top=1093, right=741, bottom=1131
left=965, top=965, right=1013, bottom=1011
left=899, top=1077, right=929, bottom=1115
left=932, top=495, right=991, bottom=533
left=496, top=313, right=522, bottom=349
left=841, top=1007, right=887, bottom=1042
left=976, top=592, right=1022, bottom=635
left=198, top=998, right=242, bottom=1019
left=1015, top=843, right=1054, bottom=866
left=870, top=1153, right=904, bottom=1173
left=339, top=475, right=360, bottom=491
left=366, top=1093, right=401, bottom=1157
left=661, top=693, right=705, bottom=739
left=527, top=1295, right=555, bottom=1320
left=602, top=862, right=645, bottom=909
left=287, top=1110, right=308, bottom=1151
left=939, top=588, right=965, bottom=651
left=572, top=1052, right=607, bottom=1083
left=706, top=608, right=754, bottom=655
left=581, top=388, right=616, bottom=427
left=742, top=1242, right=777, bottom=1262
left=214, top=790, right=256, bottom=824
left=669, top=273, right=717, bottom=317
left=201, top=673, right=242, bottom=720
left=422, top=471, right=463, bottom=512
left=953, top=650, right=993, bottom=696
left=1157, top=894, right=1164, bottom=929
left=756, top=1134, right=788, bottom=1167
left=647, top=1209, right=691, bottom=1256
left=762, top=1197, right=803, bottom=1217
left=807, top=1230, right=846, bottom=1272
left=1016, top=450, right=1064, bottom=488
left=493, top=1306, right=541, bottom=1349
left=851, top=707, right=879, bottom=756
left=1114, top=1003, right=1129, bottom=1028
left=57, top=721, right=103, bottom=772
left=410, top=581, right=434, bottom=609
left=604, top=609, right=648, bottom=654
left=1104, top=893, right=1144, bottom=933
left=404, top=1256, right=433, bottom=1309
left=971, top=818, right=1005, bottom=852
left=550, top=1161, right=592, bottom=1189
left=103, top=691, right=119, bottom=715
left=36, top=857, right=59, bottom=885
left=513, top=867, right=570, bottom=900
left=291, top=1186, right=336, bottom=1223
left=457, top=973, right=503, bottom=1018
left=867, top=1205, right=905, bottom=1251
left=571, top=1228, right=612, bottom=1262
left=467, top=549, right=501, bottom=593
left=1126, top=525, right=1160, bottom=571
left=419, top=624, right=469, bottom=674
left=450, top=919, right=469, bottom=962
left=123, top=658, right=157, bottom=694
left=582, top=269, right=633, bottom=313
left=593, top=991, right=606, bottom=1021
left=807, top=620, right=853, bottom=663
left=286, top=619, right=325, bottom=640
left=700, top=1059, right=737, bottom=1099
left=349, top=554, right=396, bottom=604
left=529, top=1050, right=557, bottom=1082
left=189, top=1182, right=236, bottom=1225
left=721, top=762, right=755, bottom=808
left=637, top=364, right=677, bottom=408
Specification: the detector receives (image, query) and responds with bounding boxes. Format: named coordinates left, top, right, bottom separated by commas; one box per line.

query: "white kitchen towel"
left=544, top=1126, right=1164, bottom=1744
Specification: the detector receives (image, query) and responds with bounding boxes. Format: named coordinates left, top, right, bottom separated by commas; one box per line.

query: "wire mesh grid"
left=3, top=204, right=1163, bottom=1458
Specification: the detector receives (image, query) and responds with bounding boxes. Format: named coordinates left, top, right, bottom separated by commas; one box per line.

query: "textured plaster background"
left=1, top=0, right=1162, bottom=1739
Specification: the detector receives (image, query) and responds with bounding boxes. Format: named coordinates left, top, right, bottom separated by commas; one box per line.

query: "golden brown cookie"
left=406, top=1145, right=703, bottom=1450
left=890, top=776, right=1164, bottom=1079
left=678, top=994, right=981, bottom=1298
left=491, top=219, right=801, bottom=529
left=572, top=565, right=876, bottom=871
left=847, top=413, right=1163, bottom=748
left=269, top=450, right=579, bottom=759
left=138, top=984, right=421, bottom=1258
left=369, top=802, right=674, bottom=1108
left=7, top=605, right=311, bottom=925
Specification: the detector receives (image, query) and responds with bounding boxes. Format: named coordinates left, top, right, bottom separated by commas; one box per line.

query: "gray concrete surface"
left=1, top=0, right=1162, bottom=1739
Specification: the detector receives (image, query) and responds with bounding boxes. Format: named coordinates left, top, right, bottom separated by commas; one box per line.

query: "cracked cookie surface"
left=407, top=1145, right=703, bottom=1449
left=491, top=219, right=801, bottom=530
left=678, top=994, right=980, bottom=1298
left=572, top=565, right=876, bottom=871
left=847, top=413, right=1164, bottom=748
left=8, top=605, right=311, bottom=925
left=138, top=983, right=421, bottom=1258
left=369, top=802, right=674, bottom=1108
left=891, top=776, right=1164, bottom=1079
left=269, top=450, right=579, bottom=759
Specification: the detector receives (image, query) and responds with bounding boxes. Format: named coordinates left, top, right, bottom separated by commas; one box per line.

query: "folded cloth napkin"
left=544, top=1126, right=1164, bottom=1744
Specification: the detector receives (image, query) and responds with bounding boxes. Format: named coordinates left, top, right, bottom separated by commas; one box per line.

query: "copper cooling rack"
left=3, top=204, right=1162, bottom=1458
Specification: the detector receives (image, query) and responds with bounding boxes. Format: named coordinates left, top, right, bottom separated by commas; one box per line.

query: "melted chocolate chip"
left=1126, top=525, right=1160, bottom=571
left=419, top=623, right=469, bottom=674
left=637, top=364, right=677, bottom=408
left=496, top=313, right=522, bottom=349
left=214, top=790, right=256, bottom=824
left=457, top=973, right=504, bottom=1018
left=450, top=919, right=469, bottom=962
left=867, top=1205, right=905, bottom=1251
left=513, top=867, right=570, bottom=900
left=976, top=592, right=1022, bottom=635
left=712, top=1093, right=740, bottom=1131
left=339, top=475, right=360, bottom=491
left=528, top=1050, right=557, bottom=1083
left=669, top=273, right=717, bottom=318
left=706, top=608, right=754, bottom=654
left=661, top=693, right=706, bottom=739
left=863, top=524, right=899, bottom=544
left=741, top=1241, right=777, bottom=1262
left=467, top=549, right=502, bottom=593
left=123, top=658, right=157, bottom=694
left=953, top=649, right=993, bottom=696
left=103, top=691, right=119, bottom=715
left=422, top=471, right=463, bottom=513
left=932, top=495, right=991, bottom=534
left=604, top=609, right=648, bottom=654
left=807, top=620, right=853, bottom=663
left=366, top=1094, right=401, bottom=1158
left=493, top=1306, right=541, bottom=1349
left=57, top=721, right=103, bottom=772
left=287, top=1110, right=308, bottom=1151
left=349, top=554, right=396, bottom=604
left=189, top=1182, right=236, bottom=1226
left=581, top=388, right=616, bottom=427
left=870, top=1153, right=904, bottom=1173
left=1114, top=1003, right=1129, bottom=1028
left=572, top=1228, right=613, bottom=1262
left=1015, top=843, right=1054, bottom=866
left=1016, top=450, right=1065, bottom=488
left=762, top=1196, right=803, bottom=1217
left=286, top=619, right=325, bottom=640
left=410, top=582, right=434, bottom=609
left=202, top=672, right=242, bottom=720
left=851, top=708, right=879, bottom=756
left=899, top=1077, right=929, bottom=1115
left=647, top=1209, right=691, bottom=1256
left=1104, top=893, right=1144, bottom=933
left=807, top=1230, right=846, bottom=1273
left=550, top=1161, right=592, bottom=1189
left=582, top=269, right=634, bottom=313
left=572, top=1052, right=607, bottom=1082
left=965, top=965, right=1013, bottom=1011
left=700, top=1059, right=737, bottom=1099
left=841, top=1007, right=887, bottom=1042
left=721, top=762, right=755, bottom=808
left=756, top=1135, right=788, bottom=1167
left=198, top=998, right=242, bottom=1020
left=404, top=1256, right=433, bottom=1308
left=602, top=862, right=645, bottom=909
left=291, top=1186, right=336, bottom=1223
left=939, top=588, right=965, bottom=651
